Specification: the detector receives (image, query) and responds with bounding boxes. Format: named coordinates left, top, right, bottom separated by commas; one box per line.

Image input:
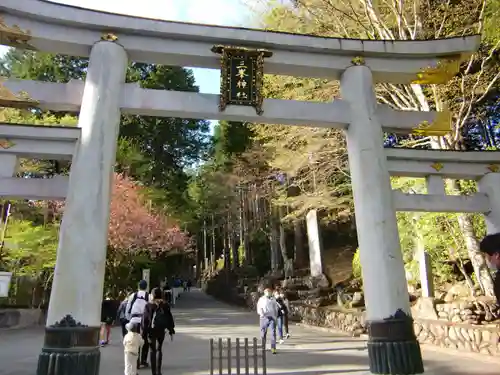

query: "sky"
left=0, top=0, right=266, bottom=129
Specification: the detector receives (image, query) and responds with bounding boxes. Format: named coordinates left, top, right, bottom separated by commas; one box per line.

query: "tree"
left=0, top=50, right=200, bottom=297
left=0, top=50, right=88, bottom=82
left=108, top=173, right=190, bottom=253
left=120, top=63, right=211, bottom=218
left=0, top=50, right=211, bottom=221
left=253, top=0, right=500, bottom=293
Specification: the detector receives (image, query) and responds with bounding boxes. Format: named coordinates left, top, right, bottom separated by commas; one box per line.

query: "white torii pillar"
left=341, top=64, right=424, bottom=374
left=37, top=40, right=128, bottom=375
left=479, top=172, right=500, bottom=234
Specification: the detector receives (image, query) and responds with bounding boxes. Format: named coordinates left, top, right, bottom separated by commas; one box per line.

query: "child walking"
left=123, top=322, right=144, bottom=375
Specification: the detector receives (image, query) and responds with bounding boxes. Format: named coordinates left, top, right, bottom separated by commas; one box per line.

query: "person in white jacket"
left=123, top=322, right=144, bottom=375
left=256, top=287, right=279, bottom=354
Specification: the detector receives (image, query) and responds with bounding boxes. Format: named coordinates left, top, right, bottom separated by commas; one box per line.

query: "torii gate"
left=0, top=1, right=498, bottom=374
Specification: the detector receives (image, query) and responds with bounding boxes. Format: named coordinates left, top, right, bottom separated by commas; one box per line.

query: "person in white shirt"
left=123, top=322, right=144, bottom=375
left=125, top=280, right=150, bottom=369
left=256, top=287, right=279, bottom=354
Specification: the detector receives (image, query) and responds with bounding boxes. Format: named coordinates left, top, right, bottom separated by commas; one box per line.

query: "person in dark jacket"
left=274, top=290, right=290, bottom=343
left=162, top=282, right=172, bottom=305
left=480, top=233, right=500, bottom=304
left=100, top=295, right=119, bottom=345
left=142, top=287, right=175, bottom=375
left=116, top=291, right=131, bottom=338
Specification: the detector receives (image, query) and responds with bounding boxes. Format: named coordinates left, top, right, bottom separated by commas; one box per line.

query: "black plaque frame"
left=211, top=45, right=272, bottom=115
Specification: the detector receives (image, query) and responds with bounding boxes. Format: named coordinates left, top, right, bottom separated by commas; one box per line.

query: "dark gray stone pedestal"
left=36, top=315, right=101, bottom=375
left=367, top=310, right=424, bottom=375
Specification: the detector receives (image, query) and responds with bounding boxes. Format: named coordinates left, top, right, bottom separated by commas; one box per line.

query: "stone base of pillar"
left=367, top=311, right=424, bottom=375
left=36, top=315, right=101, bottom=375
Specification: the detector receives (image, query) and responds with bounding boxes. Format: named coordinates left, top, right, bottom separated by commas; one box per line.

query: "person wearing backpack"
left=142, top=287, right=175, bottom=375
left=116, top=290, right=132, bottom=338
left=126, top=280, right=150, bottom=369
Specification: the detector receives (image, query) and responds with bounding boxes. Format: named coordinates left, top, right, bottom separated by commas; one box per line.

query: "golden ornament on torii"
left=0, top=77, right=39, bottom=109
left=0, top=16, right=35, bottom=50
left=412, top=53, right=472, bottom=85
left=412, top=106, right=452, bottom=137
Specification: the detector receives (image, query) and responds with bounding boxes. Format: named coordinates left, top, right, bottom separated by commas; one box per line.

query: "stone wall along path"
left=0, top=289, right=499, bottom=375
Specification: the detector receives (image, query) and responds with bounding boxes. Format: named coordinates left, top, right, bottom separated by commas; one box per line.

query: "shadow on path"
left=1, top=289, right=499, bottom=375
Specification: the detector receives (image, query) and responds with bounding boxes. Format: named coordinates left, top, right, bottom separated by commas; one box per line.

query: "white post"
left=341, top=64, right=423, bottom=373
left=478, top=172, right=500, bottom=234
left=142, top=269, right=151, bottom=295
left=417, top=248, right=434, bottom=298
left=46, top=41, right=127, bottom=327
left=306, top=209, right=324, bottom=277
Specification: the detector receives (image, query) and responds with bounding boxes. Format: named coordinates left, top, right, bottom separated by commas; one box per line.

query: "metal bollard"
left=209, top=337, right=267, bottom=375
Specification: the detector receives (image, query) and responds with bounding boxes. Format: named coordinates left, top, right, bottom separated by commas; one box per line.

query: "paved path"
left=1, top=289, right=499, bottom=375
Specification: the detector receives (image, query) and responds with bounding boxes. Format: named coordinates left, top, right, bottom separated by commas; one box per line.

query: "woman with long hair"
left=142, top=287, right=175, bottom=375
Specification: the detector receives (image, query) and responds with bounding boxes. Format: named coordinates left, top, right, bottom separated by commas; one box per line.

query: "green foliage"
left=479, top=0, right=500, bottom=44
left=249, top=230, right=271, bottom=276
left=0, top=50, right=88, bottom=82
left=0, top=49, right=200, bottom=299
left=0, top=50, right=211, bottom=221
left=352, top=248, right=362, bottom=279
left=1, top=219, right=59, bottom=278
left=120, top=64, right=211, bottom=218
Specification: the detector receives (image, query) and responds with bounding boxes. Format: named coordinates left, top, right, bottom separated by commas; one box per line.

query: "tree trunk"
left=240, top=186, right=251, bottom=265
left=293, top=219, right=306, bottom=268
left=433, top=139, right=495, bottom=297
left=456, top=212, right=494, bottom=296
left=203, top=219, right=208, bottom=270
left=211, top=215, right=216, bottom=271
left=446, top=179, right=495, bottom=296
left=229, top=211, right=239, bottom=269
left=278, top=206, right=289, bottom=264
left=269, top=206, right=280, bottom=272
left=223, top=221, right=229, bottom=270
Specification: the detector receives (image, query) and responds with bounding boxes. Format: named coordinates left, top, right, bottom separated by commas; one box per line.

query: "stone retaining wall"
left=203, top=273, right=500, bottom=357
left=291, top=302, right=500, bottom=356
left=0, top=308, right=45, bottom=329
left=414, top=318, right=499, bottom=355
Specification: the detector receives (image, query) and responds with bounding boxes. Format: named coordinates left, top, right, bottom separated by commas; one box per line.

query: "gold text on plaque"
left=211, top=45, right=272, bottom=115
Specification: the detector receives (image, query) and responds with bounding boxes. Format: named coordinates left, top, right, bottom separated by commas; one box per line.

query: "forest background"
left=0, top=0, right=499, bottom=307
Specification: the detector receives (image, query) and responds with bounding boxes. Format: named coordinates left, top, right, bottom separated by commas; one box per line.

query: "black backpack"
left=128, top=292, right=149, bottom=314
left=152, top=304, right=170, bottom=329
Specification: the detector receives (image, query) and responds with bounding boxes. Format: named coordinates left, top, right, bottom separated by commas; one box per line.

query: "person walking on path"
left=100, top=295, right=118, bottom=346
left=123, top=321, right=143, bottom=375
left=142, top=287, right=176, bottom=375
left=256, top=287, right=279, bottom=354
left=117, top=291, right=131, bottom=338
left=163, top=282, right=172, bottom=305
left=479, top=233, right=500, bottom=303
left=126, top=280, right=150, bottom=369
left=274, top=290, right=290, bottom=344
